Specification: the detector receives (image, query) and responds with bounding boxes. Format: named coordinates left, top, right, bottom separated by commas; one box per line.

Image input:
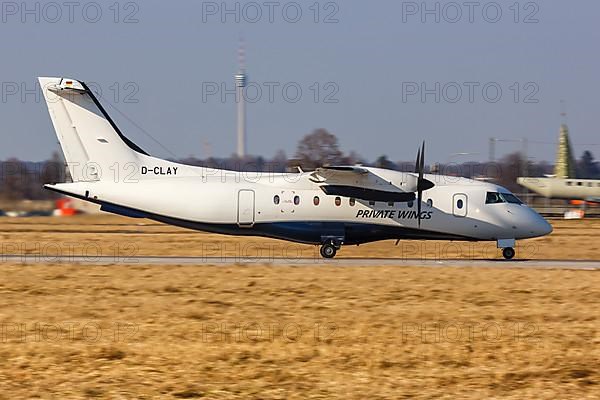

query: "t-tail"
left=38, top=77, right=150, bottom=183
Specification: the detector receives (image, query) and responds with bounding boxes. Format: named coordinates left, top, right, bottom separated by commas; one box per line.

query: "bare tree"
left=495, top=152, right=526, bottom=193
left=294, top=129, right=344, bottom=170
left=271, top=149, right=288, bottom=172
left=374, top=155, right=396, bottom=170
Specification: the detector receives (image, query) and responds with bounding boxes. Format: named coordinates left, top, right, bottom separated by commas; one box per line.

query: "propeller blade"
left=412, top=142, right=434, bottom=228
left=417, top=142, right=425, bottom=228
left=417, top=189, right=423, bottom=228
left=415, top=149, right=421, bottom=174
left=419, top=142, right=425, bottom=180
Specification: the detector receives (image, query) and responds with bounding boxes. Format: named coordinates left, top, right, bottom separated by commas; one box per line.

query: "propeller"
left=414, top=142, right=434, bottom=227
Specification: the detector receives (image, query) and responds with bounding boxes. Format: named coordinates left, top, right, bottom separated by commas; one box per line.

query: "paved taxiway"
left=0, top=255, right=599, bottom=270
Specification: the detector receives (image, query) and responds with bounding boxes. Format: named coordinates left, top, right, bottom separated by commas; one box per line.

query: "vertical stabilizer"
left=38, top=77, right=147, bottom=182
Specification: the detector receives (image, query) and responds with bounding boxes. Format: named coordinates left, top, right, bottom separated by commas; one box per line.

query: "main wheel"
left=502, top=247, right=515, bottom=260
left=320, top=243, right=337, bottom=259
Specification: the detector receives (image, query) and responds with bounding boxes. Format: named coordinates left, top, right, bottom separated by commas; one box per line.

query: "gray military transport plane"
left=39, top=77, right=553, bottom=259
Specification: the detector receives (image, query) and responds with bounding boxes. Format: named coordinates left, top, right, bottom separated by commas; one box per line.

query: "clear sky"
left=1, top=0, right=599, bottom=163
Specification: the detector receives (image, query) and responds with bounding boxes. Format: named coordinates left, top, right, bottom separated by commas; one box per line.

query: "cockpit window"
left=486, top=192, right=503, bottom=204
left=486, top=192, right=523, bottom=205
left=502, top=193, right=523, bottom=204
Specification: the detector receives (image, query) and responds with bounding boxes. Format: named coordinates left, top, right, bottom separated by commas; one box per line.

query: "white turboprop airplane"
left=39, top=77, right=553, bottom=260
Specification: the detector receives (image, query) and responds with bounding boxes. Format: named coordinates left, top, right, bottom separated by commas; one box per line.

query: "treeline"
left=0, top=152, right=65, bottom=201
left=1, top=129, right=599, bottom=201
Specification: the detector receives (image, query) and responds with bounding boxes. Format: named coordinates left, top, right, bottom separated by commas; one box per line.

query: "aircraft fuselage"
left=47, top=169, right=553, bottom=247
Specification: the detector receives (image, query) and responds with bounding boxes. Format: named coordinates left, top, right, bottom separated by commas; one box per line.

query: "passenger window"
left=274, top=195, right=280, bottom=205
left=313, top=196, right=320, bottom=206
left=349, top=198, right=356, bottom=207
left=335, top=197, right=342, bottom=207
left=294, top=196, right=300, bottom=206
left=427, top=199, right=433, bottom=207
left=407, top=201, right=413, bottom=208
left=369, top=201, right=376, bottom=206
left=457, top=199, right=464, bottom=209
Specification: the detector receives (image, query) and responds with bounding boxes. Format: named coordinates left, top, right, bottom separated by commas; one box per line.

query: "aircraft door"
left=452, top=193, right=468, bottom=217
left=238, top=190, right=255, bottom=227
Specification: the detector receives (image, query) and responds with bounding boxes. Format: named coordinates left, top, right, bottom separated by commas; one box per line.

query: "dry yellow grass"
left=0, top=264, right=598, bottom=399
left=0, top=215, right=599, bottom=260
left=0, top=216, right=599, bottom=398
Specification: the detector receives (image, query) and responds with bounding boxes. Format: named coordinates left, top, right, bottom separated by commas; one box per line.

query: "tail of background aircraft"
left=38, top=77, right=148, bottom=182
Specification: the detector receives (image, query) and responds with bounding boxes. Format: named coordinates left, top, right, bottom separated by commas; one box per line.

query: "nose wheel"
left=502, top=247, right=515, bottom=260
left=320, top=242, right=338, bottom=259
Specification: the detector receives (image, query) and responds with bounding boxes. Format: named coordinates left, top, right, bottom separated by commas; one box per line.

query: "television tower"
left=235, top=38, right=248, bottom=158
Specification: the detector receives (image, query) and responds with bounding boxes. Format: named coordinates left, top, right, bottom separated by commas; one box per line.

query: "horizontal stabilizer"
left=47, top=78, right=87, bottom=94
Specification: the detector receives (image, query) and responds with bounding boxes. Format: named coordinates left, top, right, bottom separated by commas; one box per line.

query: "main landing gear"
left=320, top=241, right=340, bottom=259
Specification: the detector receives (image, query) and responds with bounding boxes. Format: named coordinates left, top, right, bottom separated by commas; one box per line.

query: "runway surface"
left=1, top=255, right=599, bottom=270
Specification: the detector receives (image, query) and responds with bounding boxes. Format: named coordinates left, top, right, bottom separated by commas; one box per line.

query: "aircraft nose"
left=524, top=210, right=553, bottom=238
left=504, top=206, right=553, bottom=238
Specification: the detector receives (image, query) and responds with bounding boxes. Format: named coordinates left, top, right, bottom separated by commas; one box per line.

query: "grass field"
left=0, top=216, right=598, bottom=399
left=0, top=264, right=598, bottom=399
left=0, top=215, right=600, bottom=260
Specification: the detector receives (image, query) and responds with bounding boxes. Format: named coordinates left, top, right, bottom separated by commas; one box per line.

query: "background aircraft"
left=518, top=124, right=600, bottom=205
left=518, top=177, right=600, bottom=203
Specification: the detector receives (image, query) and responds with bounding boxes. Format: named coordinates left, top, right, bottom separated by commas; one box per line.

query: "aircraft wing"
left=309, top=166, right=418, bottom=202
left=309, top=166, right=369, bottom=183
left=320, top=185, right=416, bottom=202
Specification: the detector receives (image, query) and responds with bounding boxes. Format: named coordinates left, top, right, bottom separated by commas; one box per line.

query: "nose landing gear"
left=497, top=239, right=516, bottom=260
left=502, top=247, right=516, bottom=260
